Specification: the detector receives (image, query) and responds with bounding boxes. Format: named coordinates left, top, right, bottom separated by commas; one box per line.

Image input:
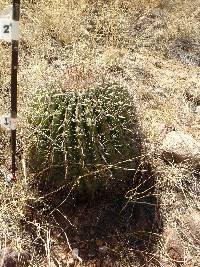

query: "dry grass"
left=0, top=0, right=199, bottom=266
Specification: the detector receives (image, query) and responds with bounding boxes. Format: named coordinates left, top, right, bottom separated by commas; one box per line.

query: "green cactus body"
left=28, top=83, right=141, bottom=195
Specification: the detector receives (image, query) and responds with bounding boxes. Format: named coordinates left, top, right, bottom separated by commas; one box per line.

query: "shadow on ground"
left=23, top=164, right=163, bottom=267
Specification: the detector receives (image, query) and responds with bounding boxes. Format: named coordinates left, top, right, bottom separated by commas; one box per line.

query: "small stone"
left=0, top=247, right=17, bottom=267
left=195, top=106, right=200, bottom=113
left=183, top=209, right=200, bottom=240
left=161, top=131, right=200, bottom=164
left=98, top=246, right=109, bottom=254
left=0, top=247, right=30, bottom=267
left=163, top=227, right=184, bottom=263
left=71, top=248, right=82, bottom=263
left=67, top=258, right=74, bottom=266
left=72, top=248, right=79, bottom=259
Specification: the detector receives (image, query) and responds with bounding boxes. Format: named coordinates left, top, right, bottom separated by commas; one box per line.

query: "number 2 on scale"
left=3, top=25, right=10, bottom=34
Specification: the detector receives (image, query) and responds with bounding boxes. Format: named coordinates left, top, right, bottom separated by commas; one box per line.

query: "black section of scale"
left=11, top=0, right=20, bottom=178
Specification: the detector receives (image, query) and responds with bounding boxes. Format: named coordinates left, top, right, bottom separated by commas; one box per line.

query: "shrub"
left=28, top=83, right=141, bottom=196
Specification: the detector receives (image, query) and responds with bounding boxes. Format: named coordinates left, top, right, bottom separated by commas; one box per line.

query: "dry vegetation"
left=0, top=0, right=199, bottom=266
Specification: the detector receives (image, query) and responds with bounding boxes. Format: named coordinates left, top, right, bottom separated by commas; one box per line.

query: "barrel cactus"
left=28, top=83, right=141, bottom=195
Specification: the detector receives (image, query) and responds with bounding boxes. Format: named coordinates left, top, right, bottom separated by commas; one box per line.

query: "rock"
left=163, top=227, right=184, bottom=263
left=195, top=106, right=200, bottom=113
left=98, top=246, right=109, bottom=254
left=67, top=258, right=74, bottom=266
left=161, top=131, right=200, bottom=164
left=0, top=247, right=17, bottom=267
left=0, top=247, right=30, bottom=267
left=183, top=209, right=200, bottom=242
left=71, top=248, right=82, bottom=263
left=72, top=248, right=79, bottom=259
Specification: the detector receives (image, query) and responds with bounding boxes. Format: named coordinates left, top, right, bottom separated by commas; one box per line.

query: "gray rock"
left=183, top=209, right=200, bottom=240
left=0, top=247, right=17, bottom=267
left=163, top=227, right=184, bottom=263
left=161, top=131, right=200, bottom=164
left=0, top=247, right=30, bottom=267
left=195, top=106, right=200, bottom=114
left=99, top=246, right=109, bottom=254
